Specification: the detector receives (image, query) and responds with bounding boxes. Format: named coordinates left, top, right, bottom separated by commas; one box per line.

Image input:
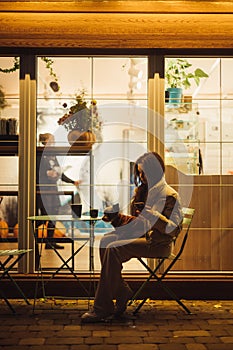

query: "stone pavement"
left=0, top=298, right=233, bottom=350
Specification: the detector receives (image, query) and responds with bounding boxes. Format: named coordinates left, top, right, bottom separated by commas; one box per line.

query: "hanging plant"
left=40, top=56, right=60, bottom=92
left=0, top=56, right=60, bottom=91
left=0, top=57, right=20, bottom=73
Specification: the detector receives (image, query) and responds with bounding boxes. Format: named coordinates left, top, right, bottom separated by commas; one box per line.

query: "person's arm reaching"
left=61, top=173, right=80, bottom=186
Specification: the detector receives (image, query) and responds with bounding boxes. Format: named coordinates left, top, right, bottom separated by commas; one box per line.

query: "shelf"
left=36, top=146, right=92, bottom=155
left=0, top=135, right=18, bottom=155
left=165, top=104, right=200, bottom=175
left=0, top=137, right=93, bottom=156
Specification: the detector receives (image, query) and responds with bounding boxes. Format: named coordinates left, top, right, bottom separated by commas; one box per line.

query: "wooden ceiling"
left=1, top=1, right=233, bottom=49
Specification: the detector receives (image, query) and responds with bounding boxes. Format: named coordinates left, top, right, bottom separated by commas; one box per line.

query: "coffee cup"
left=71, top=204, right=82, bottom=218
left=90, top=208, right=98, bottom=218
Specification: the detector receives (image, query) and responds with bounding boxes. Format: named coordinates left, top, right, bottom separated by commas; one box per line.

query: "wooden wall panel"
left=221, top=227, right=233, bottom=270
left=0, top=1, right=233, bottom=48
left=170, top=229, right=221, bottom=271
left=1, top=1, right=233, bottom=14
left=221, top=185, right=233, bottom=228
left=166, top=167, right=233, bottom=271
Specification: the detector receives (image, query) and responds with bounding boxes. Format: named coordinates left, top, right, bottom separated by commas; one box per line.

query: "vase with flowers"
left=58, top=91, right=102, bottom=148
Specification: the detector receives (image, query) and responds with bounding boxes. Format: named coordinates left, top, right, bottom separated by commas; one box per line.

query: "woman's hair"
left=134, top=152, right=165, bottom=187
left=130, top=182, right=148, bottom=216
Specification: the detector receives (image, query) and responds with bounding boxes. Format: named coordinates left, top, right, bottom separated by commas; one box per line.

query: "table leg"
left=89, top=221, right=95, bottom=272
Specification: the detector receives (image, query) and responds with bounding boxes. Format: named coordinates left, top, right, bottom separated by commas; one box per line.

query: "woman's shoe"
left=81, top=311, right=107, bottom=323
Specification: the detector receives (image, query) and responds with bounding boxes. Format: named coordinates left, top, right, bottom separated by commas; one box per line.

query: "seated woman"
left=81, top=151, right=183, bottom=322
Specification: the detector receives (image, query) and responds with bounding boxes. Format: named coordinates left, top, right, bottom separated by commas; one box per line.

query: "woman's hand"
left=74, top=180, right=82, bottom=187
left=47, top=169, right=59, bottom=179
left=102, top=205, right=119, bottom=222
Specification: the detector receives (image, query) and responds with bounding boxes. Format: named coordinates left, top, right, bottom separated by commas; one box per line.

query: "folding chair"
left=0, top=249, right=32, bottom=313
left=129, top=207, right=195, bottom=315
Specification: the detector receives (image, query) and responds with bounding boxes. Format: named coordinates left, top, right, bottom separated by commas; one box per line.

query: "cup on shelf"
left=90, top=208, right=98, bottom=218
left=71, top=204, right=82, bottom=218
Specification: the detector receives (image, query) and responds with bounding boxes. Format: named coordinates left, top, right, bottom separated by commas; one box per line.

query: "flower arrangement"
left=57, top=91, right=102, bottom=137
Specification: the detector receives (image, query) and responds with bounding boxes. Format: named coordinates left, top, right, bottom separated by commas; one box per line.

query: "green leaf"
left=194, top=68, right=209, bottom=78
left=194, top=76, right=200, bottom=86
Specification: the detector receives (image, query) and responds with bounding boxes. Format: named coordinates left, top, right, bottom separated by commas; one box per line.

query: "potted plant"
left=165, top=58, right=209, bottom=104
left=57, top=90, right=102, bottom=148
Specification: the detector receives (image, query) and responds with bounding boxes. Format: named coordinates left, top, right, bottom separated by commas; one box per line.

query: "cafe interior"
left=0, top=0, right=232, bottom=300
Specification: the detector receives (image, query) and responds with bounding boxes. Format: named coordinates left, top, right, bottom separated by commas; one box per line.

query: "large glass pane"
left=37, top=57, right=92, bottom=146
left=93, top=57, right=147, bottom=99
left=222, top=143, right=233, bottom=175
left=221, top=59, right=233, bottom=175
left=165, top=57, right=221, bottom=175
left=36, top=56, right=148, bottom=273
left=164, top=56, right=233, bottom=274
left=0, top=57, right=19, bottom=251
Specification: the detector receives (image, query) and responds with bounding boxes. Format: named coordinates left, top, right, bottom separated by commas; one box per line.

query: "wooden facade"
left=0, top=1, right=233, bottom=49
left=0, top=0, right=233, bottom=298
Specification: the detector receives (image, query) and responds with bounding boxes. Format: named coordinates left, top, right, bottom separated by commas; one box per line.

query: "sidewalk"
left=0, top=298, right=233, bottom=349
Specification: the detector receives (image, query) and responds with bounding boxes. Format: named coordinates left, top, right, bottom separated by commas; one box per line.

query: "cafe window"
left=0, top=57, right=19, bottom=251
left=164, top=57, right=233, bottom=175
left=36, top=56, right=148, bottom=272
left=0, top=54, right=232, bottom=274
left=164, top=56, right=233, bottom=273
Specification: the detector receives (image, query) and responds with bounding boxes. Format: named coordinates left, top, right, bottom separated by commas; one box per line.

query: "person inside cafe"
left=81, top=151, right=183, bottom=322
left=37, top=132, right=80, bottom=249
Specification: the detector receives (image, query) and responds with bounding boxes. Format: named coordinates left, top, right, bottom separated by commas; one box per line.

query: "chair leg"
left=132, top=297, right=148, bottom=315
left=35, top=241, right=89, bottom=299
left=128, top=274, right=152, bottom=306
left=157, top=280, right=192, bottom=314
left=49, top=241, right=89, bottom=295
left=0, top=289, right=16, bottom=314
left=129, top=258, right=163, bottom=309
left=4, top=271, right=30, bottom=305
left=132, top=281, right=191, bottom=315
left=130, top=260, right=192, bottom=315
left=0, top=256, right=30, bottom=305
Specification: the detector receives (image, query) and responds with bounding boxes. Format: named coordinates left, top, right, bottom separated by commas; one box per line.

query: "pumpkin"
left=37, top=221, right=66, bottom=238
left=68, top=130, right=96, bottom=148
left=53, top=228, right=66, bottom=238
left=54, top=221, right=66, bottom=238
left=37, top=221, right=48, bottom=238
left=0, top=218, right=9, bottom=238
left=67, top=129, right=82, bottom=145
left=13, top=223, right=18, bottom=237
left=78, top=130, right=96, bottom=147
